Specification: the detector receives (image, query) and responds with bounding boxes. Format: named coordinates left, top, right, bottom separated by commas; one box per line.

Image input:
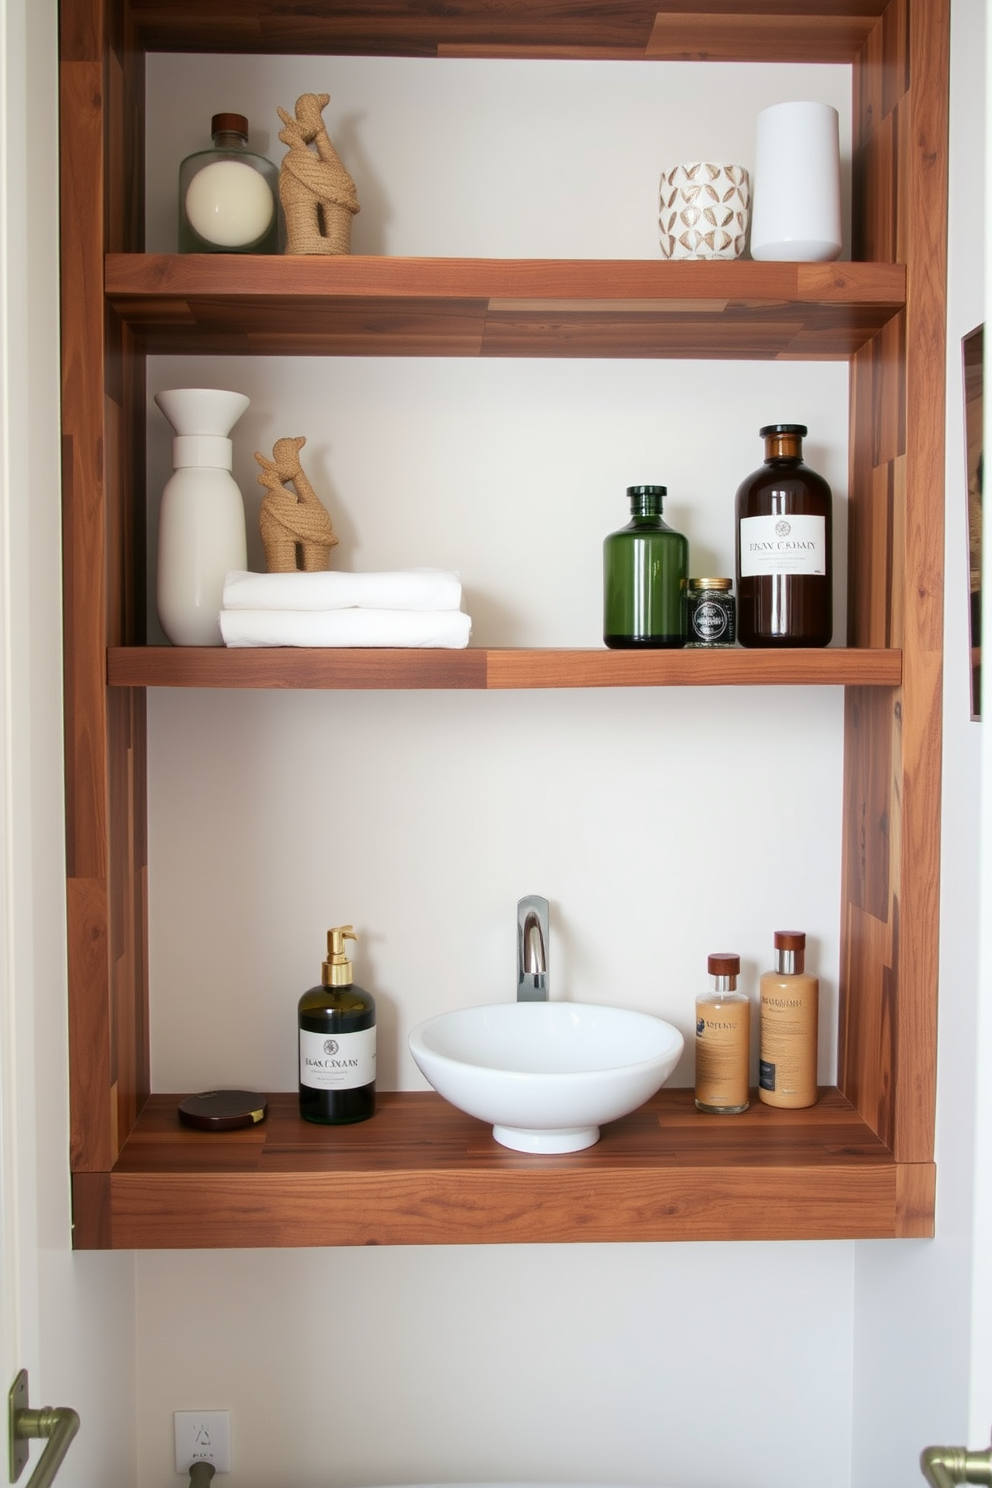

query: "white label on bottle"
left=739, top=514, right=827, bottom=577
left=299, top=1026, right=376, bottom=1090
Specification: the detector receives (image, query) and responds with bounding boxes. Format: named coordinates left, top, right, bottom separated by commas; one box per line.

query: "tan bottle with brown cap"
left=758, top=930, right=818, bottom=1108
left=694, top=953, right=750, bottom=1114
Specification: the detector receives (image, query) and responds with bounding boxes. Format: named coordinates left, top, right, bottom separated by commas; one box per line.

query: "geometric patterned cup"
left=659, top=162, right=751, bottom=260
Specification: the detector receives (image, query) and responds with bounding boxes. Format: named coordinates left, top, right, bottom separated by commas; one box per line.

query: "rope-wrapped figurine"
left=277, top=92, right=360, bottom=255
left=255, top=436, right=339, bottom=572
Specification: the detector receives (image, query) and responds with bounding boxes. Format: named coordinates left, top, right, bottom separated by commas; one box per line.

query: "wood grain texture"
left=646, top=12, right=874, bottom=60
left=62, top=0, right=150, bottom=1173
left=842, top=687, right=893, bottom=922
left=104, top=256, right=906, bottom=360
left=895, top=1158, right=937, bottom=1237
left=61, top=62, right=109, bottom=881
left=126, top=1, right=889, bottom=58
left=82, top=1090, right=923, bottom=1249
left=66, top=878, right=113, bottom=1171
left=71, top=1172, right=113, bottom=1249
left=106, top=646, right=903, bottom=691
left=881, top=0, right=946, bottom=1162
left=840, top=0, right=947, bottom=1164
left=107, top=256, right=903, bottom=303
left=62, top=28, right=118, bottom=1173
left=840, top=900, right=896, bottom=1146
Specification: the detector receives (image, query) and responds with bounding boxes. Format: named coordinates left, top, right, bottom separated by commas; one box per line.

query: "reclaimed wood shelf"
left=70, top=1089, right=934, bottom=1249
left=105, top=255, right=906, bottom=360
left=128, top=1, right=888, bottom=64
left=108, top=646, right=904, bottom=690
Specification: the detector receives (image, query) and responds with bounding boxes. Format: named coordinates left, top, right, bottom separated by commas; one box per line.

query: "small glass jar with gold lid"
left=685, top=576, right=736, bottom=647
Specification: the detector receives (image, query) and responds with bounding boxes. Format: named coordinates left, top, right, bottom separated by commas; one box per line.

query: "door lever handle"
left=8, top=1371, right=79, bottom=1488
left=921, top=1442, right=992, bottom=1488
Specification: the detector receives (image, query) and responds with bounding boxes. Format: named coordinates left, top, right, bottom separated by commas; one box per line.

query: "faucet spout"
left=517, top=895, right=550, bottom=1001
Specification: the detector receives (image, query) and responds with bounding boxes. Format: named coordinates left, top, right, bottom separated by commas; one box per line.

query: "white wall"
left=135, top=53, right=860, bottom=1488
left=144, top=359, right=849, bottom=1098
left=0, top=0, right=138, bottom=1483
left=143, top=56, right=853, bottom=261
left=137, top=1243, right=854, bottom=1488
left=850, top=0, right=992, bottom=1483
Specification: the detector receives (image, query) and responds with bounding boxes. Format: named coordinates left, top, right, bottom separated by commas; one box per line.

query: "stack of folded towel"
left=218, top=568, right=472, bottom=649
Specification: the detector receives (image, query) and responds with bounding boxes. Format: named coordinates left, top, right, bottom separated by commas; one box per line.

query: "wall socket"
left=174, top=1411, right=231, bottom=1474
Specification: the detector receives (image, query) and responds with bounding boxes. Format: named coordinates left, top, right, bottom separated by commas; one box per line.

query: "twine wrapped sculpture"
left=255, top=436, right=339, bottom=572
left=277, top=92, right=360, bottom=255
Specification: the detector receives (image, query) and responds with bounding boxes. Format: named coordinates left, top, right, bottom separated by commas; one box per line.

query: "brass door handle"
left=921, top=1442, right=992, bottom=1488
left=8, top=1371, right=79, bottom=1488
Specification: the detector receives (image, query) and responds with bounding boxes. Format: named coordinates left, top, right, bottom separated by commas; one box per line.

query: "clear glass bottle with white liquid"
left=179, top=113, right=279, bottom=253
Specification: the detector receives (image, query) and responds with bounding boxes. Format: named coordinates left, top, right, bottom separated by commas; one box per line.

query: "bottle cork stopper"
left=774, top=931, right=806, bottom=951
left=212, top=112, right=249, bottom=136
left=707, top=952, right=740, bottom=976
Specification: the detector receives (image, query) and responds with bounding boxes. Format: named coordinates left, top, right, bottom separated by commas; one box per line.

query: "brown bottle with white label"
left=758, top=931, right=818, bottom=1109
left=735, top=424, right=832, bottom=647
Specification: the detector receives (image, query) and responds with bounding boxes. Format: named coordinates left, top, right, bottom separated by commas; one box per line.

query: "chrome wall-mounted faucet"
left=517, top=895, right=549, bottom=1001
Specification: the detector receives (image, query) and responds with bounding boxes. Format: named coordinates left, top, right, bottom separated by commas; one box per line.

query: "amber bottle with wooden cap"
left=298, top=925, right=376, bottom=1124
left=758, top=930, right=818, bottom=1108
left=695, top=952, right=750, bottom=1114
left=735, top=423, right=832, bottom=647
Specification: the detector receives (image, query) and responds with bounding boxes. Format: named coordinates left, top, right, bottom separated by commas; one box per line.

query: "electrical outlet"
left=174, top=1411, right=231, bottom=1474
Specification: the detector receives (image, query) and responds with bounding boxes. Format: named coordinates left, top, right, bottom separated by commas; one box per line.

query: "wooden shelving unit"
left=60, top=0, right=949, bottom=1248
left=71, top=1089, right=932, bottom=1249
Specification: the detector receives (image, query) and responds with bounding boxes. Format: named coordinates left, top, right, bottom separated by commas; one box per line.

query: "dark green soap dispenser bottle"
left=298, top=925, right=376, bottom=1124
left=604, top=484, right=688, bottom=648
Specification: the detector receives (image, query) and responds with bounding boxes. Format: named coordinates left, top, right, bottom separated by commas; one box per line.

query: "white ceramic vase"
left=155, top=388, right=250, bottom=646
left=750, top=101, right=842, bottom=262
left=659, top=162, right=750, bottom=260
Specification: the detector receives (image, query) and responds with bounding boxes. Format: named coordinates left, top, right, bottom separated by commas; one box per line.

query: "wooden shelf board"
left=107, top=647, right=903, bottom=690
left=105, top=256, right=906, bottom=360
left=127, top=2, right=888, bottom=63
left=70, top=1089, right=933, bottom=1248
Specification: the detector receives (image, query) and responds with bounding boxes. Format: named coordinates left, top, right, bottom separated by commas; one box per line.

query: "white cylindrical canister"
left=750, top=101, right=842, bottom=262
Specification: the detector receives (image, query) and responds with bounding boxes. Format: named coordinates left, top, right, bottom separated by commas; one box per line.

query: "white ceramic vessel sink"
left=408, top=1002, right=684, bottom=1153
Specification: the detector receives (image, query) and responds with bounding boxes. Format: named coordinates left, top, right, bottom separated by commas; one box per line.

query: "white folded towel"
left=219, top=607, right=472, bottom=649
left=222, top=568, right=462, bottom=613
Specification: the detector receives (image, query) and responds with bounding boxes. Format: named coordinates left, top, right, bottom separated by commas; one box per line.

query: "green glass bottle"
left=603, top=484, right=688, bottom=648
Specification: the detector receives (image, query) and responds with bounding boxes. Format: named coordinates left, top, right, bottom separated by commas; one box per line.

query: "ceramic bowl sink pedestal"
left=408, top=1002, right=684, bottom=1153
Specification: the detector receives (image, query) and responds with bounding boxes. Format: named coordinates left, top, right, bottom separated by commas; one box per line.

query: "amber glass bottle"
left=735, top=424, right=832, bottom=647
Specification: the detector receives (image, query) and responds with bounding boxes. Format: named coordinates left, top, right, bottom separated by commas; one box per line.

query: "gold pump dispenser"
left=323, top=926, right=357, bottom=987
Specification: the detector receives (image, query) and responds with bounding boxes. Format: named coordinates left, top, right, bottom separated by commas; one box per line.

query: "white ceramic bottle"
left=155, top=387, right=250, bottom=646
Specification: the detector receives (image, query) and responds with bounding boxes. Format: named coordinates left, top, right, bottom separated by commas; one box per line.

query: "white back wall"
left=145, top=55, right=852, bottom=260
left=145, top=352, right=848, bottom=1095
left=138, top=53, right=855, bottom=1488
